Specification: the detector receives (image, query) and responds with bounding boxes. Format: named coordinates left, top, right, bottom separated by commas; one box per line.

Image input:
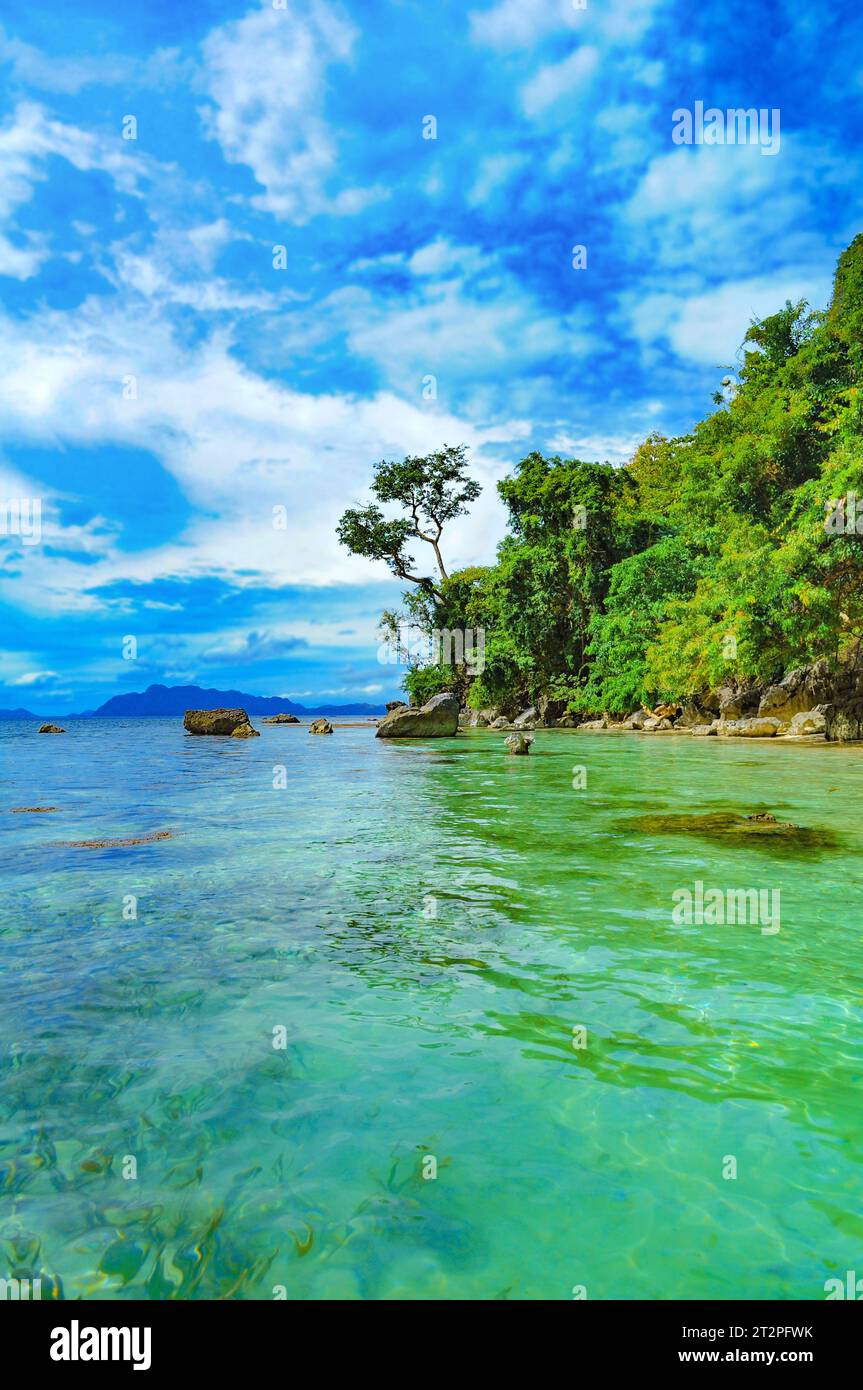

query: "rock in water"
left=308, top=718, right=333, bottom=735
left=183, top=708, right=260, bottom=738
left=39, top=723, right=65, bottom=734
left=505, top=732, right=533, bottom=755
left=261, top=713, right=300, bottom=724
left=375, top=692, right=459, bottom=738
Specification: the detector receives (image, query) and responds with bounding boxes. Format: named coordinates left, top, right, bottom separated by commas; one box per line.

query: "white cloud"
left=623, top=138, right=853, bottom=272
left=628, top=272, right=834, bottom=364
left=520, top=45, right=599, bottom=117
left=0, top=100, right=167, bottom=281
left=200, top=2, right=383, bottom=221
left=0, top=288, right=521, bottom=614
left=470, top=0, right=583, bottom=51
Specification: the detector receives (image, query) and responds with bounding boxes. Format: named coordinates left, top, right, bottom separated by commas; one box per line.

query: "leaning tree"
left=336, top=444, right=480, bottom=599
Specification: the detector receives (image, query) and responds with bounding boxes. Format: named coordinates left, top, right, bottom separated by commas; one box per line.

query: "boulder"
left=579, top=717, right=608, bottom=731
left=39, top=723, right=65, bottom=734
left=652, top=702, right=681, bottom=720
left=538, top=696, right=568, bottom=726
left=184, top=708, right=259, bottom=738
left=375, top=691, right=459, bottom=739
left=505, top=732, right=534, bottom=755
left=717, top=717, right=781, bottom=738
left=627, top=708, right=651, bottom=728
left=689, top=724, right=717, bottom=736
left=641, top=716, right=661, bottom=731
left=676, top=703, right=712, bottom=729
left=308, top=718, right=333, bottom=735
left=820, top=698, right=863, bottom=742
left=489, top=716, right=510, bottom=729
left=555, top=713, right=578, bottom=727
left=788, top=710, right=827, bottom=736
left=261, top=713, right=300, bottom=724
left=513, top=706, right=538, bottom=730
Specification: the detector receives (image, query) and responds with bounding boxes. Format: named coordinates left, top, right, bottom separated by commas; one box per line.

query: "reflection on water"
left=1, top=719, right=863, bottom=1299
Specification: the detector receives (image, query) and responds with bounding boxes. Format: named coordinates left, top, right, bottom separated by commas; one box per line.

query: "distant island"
left=0, top=682, right=387, bottom=720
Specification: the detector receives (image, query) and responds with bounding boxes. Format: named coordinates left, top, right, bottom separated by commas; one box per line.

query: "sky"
left=0, top=0, right=862, bottom=712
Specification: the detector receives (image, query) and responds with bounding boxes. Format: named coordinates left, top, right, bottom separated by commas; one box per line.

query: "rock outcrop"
left=183, top=708, right=260, bottom=738
left=261, top=713, right=300, bottom=724
left=376, top=692, right=459, bottom=738
left=38, top=723, right=65, bottom=734
left=505, top=732, right=533, bottom=754
left=308, top=718, right=333, bottom=735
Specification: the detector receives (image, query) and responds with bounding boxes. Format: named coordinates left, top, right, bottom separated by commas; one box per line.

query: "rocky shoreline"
left=455, top=652, right=863, bottom=743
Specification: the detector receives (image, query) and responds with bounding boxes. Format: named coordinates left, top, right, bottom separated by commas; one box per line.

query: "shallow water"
left=1, top=718, right=862, bottom=1300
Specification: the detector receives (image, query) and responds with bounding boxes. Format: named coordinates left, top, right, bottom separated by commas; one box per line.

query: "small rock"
left=689, top=724, right=717, bottom=736
left=505, top=732, right=533, bottom=755
left=39, top=723, right=65, bottom=734
left=261, top=713, right=300, bottom=724
left=308, top=718, right=333, bottom=735
left=489, top=716, right=510, bottom=729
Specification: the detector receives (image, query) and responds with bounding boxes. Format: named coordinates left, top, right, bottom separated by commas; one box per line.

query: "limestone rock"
left=308, top=718, right=333, bottom=735
left=38, top=723, right=65, bottom=734
left=717, top=717, right=781, bottom=738
left=788, top=710, right=827, bottom=736
left=183, top=708, right=260, bottom=738
left=261, top=713, right=300, bottom=724
left=505, top=732, right=534, bottom=755
left=375, top=691, right=459, bottom=738
left=513, top=706, right=538, bottom=730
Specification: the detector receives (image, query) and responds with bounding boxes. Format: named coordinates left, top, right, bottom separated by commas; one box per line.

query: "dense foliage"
left=341, top=237, right=863, bottom=714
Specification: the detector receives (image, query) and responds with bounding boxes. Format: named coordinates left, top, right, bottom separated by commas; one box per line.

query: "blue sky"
left=0, top=0, right=861, bottom=711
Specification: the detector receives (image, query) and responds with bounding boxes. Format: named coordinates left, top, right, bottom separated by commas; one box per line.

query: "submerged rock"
left=183, top=708, right=260, bottom=738
left=261, top=713, right=300, bottom=724
left=308, top=718, right=333, bottom=735
left=63, top=829, right=175, bottom=849
left=10, top=806, right=58, bottom=813
left=621, top=809, right=836, bottom=854
left=39, top=723, right=65, bottom=734
left=505, top=732, right=534, bottom=755
left=376, top=692, right=459, bottom=739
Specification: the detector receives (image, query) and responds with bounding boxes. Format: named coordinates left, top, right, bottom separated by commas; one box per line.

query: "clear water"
left=2, top=718, right=862, bottom=1300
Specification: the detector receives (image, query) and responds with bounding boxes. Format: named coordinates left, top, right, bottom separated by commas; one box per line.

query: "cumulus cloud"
left=200, top=1, right=383, bottom=220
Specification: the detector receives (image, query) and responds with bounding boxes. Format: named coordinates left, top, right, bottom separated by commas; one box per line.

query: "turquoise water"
left=2, top=718, right=862, bottom=1300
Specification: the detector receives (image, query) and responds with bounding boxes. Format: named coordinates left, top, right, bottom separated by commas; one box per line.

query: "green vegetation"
left=339, top=236, right=863, bottom=714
